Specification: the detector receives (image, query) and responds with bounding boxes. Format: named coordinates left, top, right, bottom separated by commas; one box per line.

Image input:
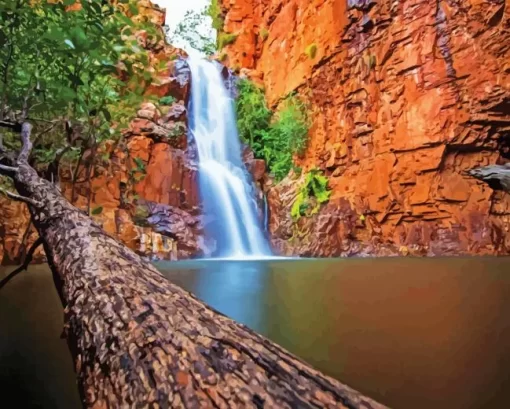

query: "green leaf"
left=133, top=157, right=146, bottom=172
left=91, top=206, right=103, bottom=215
left=128, top=3, right=139, bottom=15
left=102, top=108, right=111, bottom=121
left=117, top=13, right=135, bottom=27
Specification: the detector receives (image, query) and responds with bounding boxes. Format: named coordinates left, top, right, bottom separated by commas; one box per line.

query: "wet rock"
left=167, top=58, right=191, bottom=103
left=143, top=201, right=202, bottom=254
left=248, top=159, right=266, bottom=182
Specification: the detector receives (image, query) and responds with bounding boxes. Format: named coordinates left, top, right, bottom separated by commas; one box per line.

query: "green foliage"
left=291, top=169, right=331, bottom=220
left=235, top=79, right=271, bottom=153
left=219, top=52, right=228, bottom=62
left=133, top=157, right=146, bottom=173
left=206, top=0, right=224, bottom=31
left=91, top=206, right=104, bottom=215
left=235, top=79, right=310, bottom=181
left=260, top=28, right=269, bottom=41
left=0, top=0, right=152, bottom=173
left=166, top=8, right=216, bottom=55
left=305, top=43, right=318, bottom=59
left=168, top=122, right=186, bottom=139
left=217, top=32, right=238, bottom=50
left=159, top=95, right=176, bottom=106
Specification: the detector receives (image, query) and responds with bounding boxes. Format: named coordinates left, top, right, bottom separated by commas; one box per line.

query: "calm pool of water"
left=1, top=257, right=510, bottom=408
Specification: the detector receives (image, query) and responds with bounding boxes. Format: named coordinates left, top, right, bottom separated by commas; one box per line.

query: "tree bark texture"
left=3, top=125, right=388, bottom=409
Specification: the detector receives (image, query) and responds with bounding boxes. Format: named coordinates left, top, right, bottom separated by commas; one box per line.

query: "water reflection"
left=158, top=259, right=269, bottom=331
left=158, top=257, right=510, bottom=409
left=2, top=258, right=510, bottom=409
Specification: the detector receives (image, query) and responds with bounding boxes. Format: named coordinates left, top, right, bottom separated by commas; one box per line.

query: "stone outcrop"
left=0, top=1, right=204, bottom=264
left=222, top=0, right=510, bottom=256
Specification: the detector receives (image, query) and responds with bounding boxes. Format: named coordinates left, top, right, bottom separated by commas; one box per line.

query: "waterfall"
left=187, top=57, right=271, bottom=258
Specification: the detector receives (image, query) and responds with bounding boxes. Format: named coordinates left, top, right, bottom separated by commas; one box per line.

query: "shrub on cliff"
left=217, top=32, right=238, bottom=50
left=291, top=169, right=332, bottom=220
left=235, top=80, right=309, bottom=181
left=207, top=0, right=224, bottom=31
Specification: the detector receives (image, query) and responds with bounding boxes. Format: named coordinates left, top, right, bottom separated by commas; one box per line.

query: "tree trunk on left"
left=1, top=123, right=388, bottom=409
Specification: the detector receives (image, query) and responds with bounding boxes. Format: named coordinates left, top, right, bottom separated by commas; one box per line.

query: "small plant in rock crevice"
left=305, top=43, right=318, bottom=59
left=217, top=32, right=238, bottom=50
left=129, top=156, right=147, bottom=183
left=260, top=28, right=269, bottom=41
left=168, top=122, right=186, bottom=139
left=291, top=168, right=332, bottom=220
left=159, top=95, right=176, bottom=106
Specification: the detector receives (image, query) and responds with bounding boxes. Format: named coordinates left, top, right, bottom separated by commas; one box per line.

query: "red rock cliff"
left=0, top=1, right=204, bottom=264
left=222, top=0, right=510, bottom=256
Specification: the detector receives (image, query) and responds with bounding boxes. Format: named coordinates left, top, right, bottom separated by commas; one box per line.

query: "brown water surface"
left=1, top=257, right=510, bottom=408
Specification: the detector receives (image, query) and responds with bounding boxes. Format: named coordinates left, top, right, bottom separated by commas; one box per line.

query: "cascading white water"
left=187, top=57, right=271, bottom=258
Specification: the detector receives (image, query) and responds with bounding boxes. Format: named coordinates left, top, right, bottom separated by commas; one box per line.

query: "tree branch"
left=0, top=237, right=43, bottom=290
left=0, top=164, right=18, bottom=173
left=18, top=121, right=33, bottom=163
left=17, top=220, right=33, bottom=262
left=0, top=120, right=20, bottom=131
left=45, top=145, right=71, bottom=185
left=0, top=188, right=41, bottom=207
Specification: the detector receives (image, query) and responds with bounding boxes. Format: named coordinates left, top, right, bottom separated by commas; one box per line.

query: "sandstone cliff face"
left=0, top=1, right=204, bottom=264
left=223, top=0, right=510, bottom=256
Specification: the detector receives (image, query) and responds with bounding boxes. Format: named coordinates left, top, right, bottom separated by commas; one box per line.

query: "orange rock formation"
left=221, top=0, right=510, bottom=256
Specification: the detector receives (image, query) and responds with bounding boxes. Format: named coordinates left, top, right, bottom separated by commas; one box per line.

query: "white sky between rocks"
left=152, top=0, right=214, bottom=55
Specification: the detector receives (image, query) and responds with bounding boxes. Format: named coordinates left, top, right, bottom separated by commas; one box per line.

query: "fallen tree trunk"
left=1, top=123, right=387, bottom=408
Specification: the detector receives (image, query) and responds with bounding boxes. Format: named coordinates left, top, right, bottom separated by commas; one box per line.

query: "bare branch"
left=45, top=145, right=71, bottom=185
left=17, top=220, right=33, bottom=261
left=0, top=237, right=44, bottom=290
left=31, top=121, right=61, bottom=157
left=18, top=121, right=33, bottom=163
left=0, top=119, right=20, bottom=131
left=28, top=117, right=59, bottom=124
left=0, top=164, right=19, bottom=173
left=0, top=188, right=41, bottom=207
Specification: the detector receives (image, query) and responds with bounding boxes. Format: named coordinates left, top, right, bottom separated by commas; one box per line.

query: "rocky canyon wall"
left=222, top=0, right=510, bottom=256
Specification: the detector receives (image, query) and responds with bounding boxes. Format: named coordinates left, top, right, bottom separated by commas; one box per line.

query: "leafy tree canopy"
left=0, top=0, right=153, bottom=160
left=166, top=8, right=216, bottom=56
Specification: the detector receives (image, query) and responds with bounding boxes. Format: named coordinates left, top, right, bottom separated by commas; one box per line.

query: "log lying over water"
left=0, top=123, right=387, bottom=408
left=469, top=163, right=510, bottom=193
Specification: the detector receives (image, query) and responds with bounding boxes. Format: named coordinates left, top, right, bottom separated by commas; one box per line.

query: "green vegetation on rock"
left=217, top=32, right=238, bottom=50
left=207, top=0, right=224, bottom=31
left=159, top=95, right=177, bottom=106
left=291, top=169, right=332, bottom=220
left=235, top=80, right=310, bottom=181
left=305, top=43, right=318, bottom=59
